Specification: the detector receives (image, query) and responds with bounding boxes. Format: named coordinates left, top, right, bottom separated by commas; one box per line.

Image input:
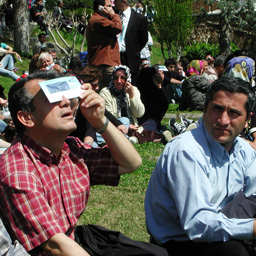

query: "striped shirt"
left=0, top=218, right=29, bottom=255
left=0, top=134, right=119, bottom=252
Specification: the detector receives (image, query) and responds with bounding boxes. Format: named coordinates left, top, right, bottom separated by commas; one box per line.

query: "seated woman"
left=100, top=65, right=145, bottom=133
left=70, top=66, right=131, bottom=146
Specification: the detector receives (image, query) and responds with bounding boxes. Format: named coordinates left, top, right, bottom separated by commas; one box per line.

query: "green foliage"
left=153, top=0, right=195, bottom=59
left=183, top=42, right=220, bottom=60
left=183, top=42, right=239, bottom=60
left=45, top=0, right=93, bottom=10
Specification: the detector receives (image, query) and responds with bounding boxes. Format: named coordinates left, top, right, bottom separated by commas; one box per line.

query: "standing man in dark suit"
left=114, top=0, right=148, bottom=84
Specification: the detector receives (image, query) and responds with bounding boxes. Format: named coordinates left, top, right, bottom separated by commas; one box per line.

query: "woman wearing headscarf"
left=179, top=59, right=210, bottom=111
left=224, top=56, right=255, bottom=86
left=224, top=55, right=256, bottom=150
left=100, top=65, right=145, bottom=132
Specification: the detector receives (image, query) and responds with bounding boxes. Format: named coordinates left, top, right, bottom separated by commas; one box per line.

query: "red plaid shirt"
left=0, top=134, right=119, bottom=252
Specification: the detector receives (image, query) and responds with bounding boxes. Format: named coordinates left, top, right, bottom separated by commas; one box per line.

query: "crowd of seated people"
left=2, top=2, right=256, bottom=253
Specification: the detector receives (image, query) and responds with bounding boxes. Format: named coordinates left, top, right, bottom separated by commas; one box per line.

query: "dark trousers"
left=162, top=239, right=254, bottom=256
left=120, top=52, right=139, bottom=85
left=156, top=191, right=256, bottom=256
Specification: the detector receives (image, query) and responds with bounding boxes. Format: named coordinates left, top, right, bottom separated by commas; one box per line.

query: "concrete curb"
left=164, top=112, right=203, bottom=120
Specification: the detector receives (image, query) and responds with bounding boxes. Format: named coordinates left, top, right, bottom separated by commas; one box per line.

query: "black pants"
left=162, top=239, right=254, bottom=256
left=157, top=191, right=256, bottom=256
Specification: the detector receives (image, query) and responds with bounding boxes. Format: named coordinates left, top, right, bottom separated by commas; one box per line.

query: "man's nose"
left=60, top=96, right=71, bottom=107
left=218, top=111, right=230, bottom=126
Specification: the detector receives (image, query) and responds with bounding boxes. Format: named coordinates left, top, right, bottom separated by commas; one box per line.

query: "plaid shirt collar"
left=18, top=134, right=70, bottom=166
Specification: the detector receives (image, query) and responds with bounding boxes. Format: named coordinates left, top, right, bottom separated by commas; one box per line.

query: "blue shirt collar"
left=202, top=122, right=240, bottom=162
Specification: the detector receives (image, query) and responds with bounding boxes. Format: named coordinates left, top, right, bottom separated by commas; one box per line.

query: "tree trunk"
left=219, top=16, right=232, bottom=56
left=13, top=0, right=30, bottom=54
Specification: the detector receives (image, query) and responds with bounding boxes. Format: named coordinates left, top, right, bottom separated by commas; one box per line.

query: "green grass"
left=78, top=142, right=165, bottom=242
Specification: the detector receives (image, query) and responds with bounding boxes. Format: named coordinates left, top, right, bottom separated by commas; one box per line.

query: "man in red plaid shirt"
left=0, top=71, right=142, bottom=255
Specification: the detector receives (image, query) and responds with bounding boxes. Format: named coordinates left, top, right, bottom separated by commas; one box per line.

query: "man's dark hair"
left=164, top=58, right=177, bottom=68
left=214, top=55, right=226, bottom=67
left=205, top=76, right=255, bottom=119
left=0, top=33, right=3, bottom=40
left=8, top=71, right=62, bottom=134
left=38, top=33, right=46, bottom=39
left=93, top=0, right=106, bottom=12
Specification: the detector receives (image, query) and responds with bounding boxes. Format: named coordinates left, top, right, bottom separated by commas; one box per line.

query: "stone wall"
left=193, top=13, right=256, bottom=53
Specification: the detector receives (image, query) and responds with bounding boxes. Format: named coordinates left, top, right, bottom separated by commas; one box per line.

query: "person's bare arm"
left=170, top=78, right=182, bottom=84
left=41, top=233, right=90, bottom=256
left=79, top=84, right=142, bottom=174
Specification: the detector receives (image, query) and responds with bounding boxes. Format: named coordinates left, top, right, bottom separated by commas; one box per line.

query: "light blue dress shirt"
left=145, top=123, right=256, bottom=245
left=0, top=219, right=29, bottom=255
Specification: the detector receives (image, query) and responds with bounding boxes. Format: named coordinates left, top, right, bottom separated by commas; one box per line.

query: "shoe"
left=186, top=123, right=198, bottom=132
left=162, top=130, right=173, bottom=144
left=169, top=117, right=186, bottom=135
left=129, top=136, right=138, bottom=144
left=180, top=115, right=194, bottom=128
left=66, top=25, right=73, bottom=29
left=12, top=67, right=19, bottom=72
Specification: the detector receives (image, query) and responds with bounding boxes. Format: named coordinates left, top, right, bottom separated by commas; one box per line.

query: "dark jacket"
left=136, top=67, right=168, bottom=130
left=124, top=9, right=148, bottom=74
left=179, top=75, right=211, bottom=111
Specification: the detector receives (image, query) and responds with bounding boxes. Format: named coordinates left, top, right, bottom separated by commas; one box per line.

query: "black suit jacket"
left=124, top=9, right=148, bottom=74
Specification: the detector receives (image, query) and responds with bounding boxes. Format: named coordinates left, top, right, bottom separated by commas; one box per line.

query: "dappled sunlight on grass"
left=78, top=142, right=165, bottom=242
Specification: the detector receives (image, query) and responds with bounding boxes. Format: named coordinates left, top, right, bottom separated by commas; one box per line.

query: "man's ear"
left=244, top=111, right=253, bottom=129
left=17, top=110, right=35, bottom=128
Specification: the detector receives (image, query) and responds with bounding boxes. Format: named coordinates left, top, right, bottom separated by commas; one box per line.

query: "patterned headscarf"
left=224, top=56, right=255, bottom=85
left=187, top=60, right=205, bottom=76
left=108, top=65, right=133, bottom=123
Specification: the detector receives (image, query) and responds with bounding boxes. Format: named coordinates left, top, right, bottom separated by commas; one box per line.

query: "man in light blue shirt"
left=145, top=76, right=256, bottom=256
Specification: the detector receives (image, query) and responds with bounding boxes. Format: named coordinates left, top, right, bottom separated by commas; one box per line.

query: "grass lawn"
left=78, top=141, right=166, bottom=242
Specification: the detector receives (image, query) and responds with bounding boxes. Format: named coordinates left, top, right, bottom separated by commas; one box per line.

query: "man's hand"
left=79, top=84, right=106, bottom=130
left=100, top=6, right=115, bottom=18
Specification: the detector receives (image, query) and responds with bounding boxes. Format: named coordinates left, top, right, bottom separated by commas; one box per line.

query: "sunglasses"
left=113, top=76, right=127, bottom=81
